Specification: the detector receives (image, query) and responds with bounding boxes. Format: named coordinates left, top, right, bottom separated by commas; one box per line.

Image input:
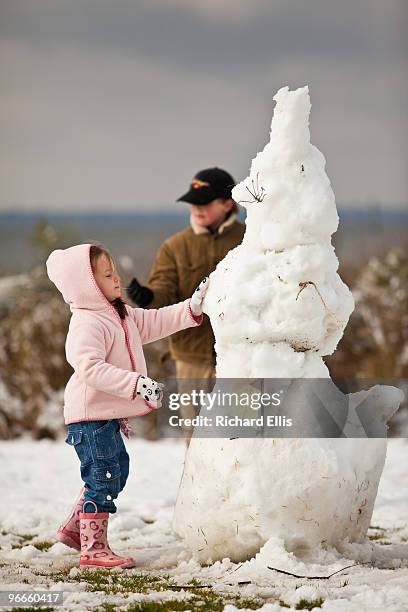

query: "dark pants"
left=65, top=419, right=130, bottom=513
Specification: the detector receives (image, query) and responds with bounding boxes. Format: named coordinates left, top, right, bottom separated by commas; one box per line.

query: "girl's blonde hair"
left=89, top=244, right=128, bottom=319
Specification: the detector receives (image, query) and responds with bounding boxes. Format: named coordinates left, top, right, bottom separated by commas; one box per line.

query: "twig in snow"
left=169, top=581, right=252, bottom=588
left=168, top=584, right=213, bottom=590
left=267, top=563, right=359, bottom=579
left=199, top=527, right=208, bottom=545
left=238, top=173, right=266, bottom=204
left=296, top=281, right=327, bottom=309
left=214, top=562, right=244, bottom=582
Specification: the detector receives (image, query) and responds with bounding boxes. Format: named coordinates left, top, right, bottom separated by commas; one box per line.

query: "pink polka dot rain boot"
left=56, top=487, right=85, bottom=551
left=79, top=504, right=135, bottom=569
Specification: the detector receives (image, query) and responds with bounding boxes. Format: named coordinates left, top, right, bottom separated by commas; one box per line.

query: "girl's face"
left=93, top=253, right=122, bottom=302
left=190, top=198, right=233, bottom=229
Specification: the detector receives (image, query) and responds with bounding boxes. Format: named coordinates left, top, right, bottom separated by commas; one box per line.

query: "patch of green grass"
left=126, top=603, right=194, bottom=612
left=235, top=598, right=262, bottom=610
left=97, top=605, right=117, bottom=612
left=32, top=541, right=54, bottom=552
left=33, top=568, right=65, bottom=577
left=279, top=601, right=291, bottom=609
left=38, top=568, right=262, bottom=611
left=15, top=533, right=36, bottom=542
left=46, top=568, right=175, bottom=595
left=369, top=525, right=386, bottom=531
left=296, top=597, right=324, bottom=610
left=88, top=570, right=172, bottom=594
left=124, top=592, right=261, bottom=612
left=184, top=577, right=202, bottom=588
left=10, top=535, right=53, bottom=551
left=368, top=530, right=395, bottom=545
left=11, top=533, right=39, bottom=550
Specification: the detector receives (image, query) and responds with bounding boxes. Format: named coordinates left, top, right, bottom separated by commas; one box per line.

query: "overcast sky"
left=0, top=0, right=407, bottom=211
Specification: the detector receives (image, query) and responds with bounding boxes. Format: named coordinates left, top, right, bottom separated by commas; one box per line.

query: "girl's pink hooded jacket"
left=46, top=244, right=203, bottom=424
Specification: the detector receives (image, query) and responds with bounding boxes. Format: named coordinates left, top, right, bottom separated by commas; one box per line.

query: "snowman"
left=173, top=86, right=403, bottom=563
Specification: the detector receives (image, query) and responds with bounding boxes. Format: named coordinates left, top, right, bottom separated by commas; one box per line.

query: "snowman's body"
left=173, top=87, right=402, bottom=563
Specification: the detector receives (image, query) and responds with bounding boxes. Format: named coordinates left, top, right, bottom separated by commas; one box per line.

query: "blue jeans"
left=65, top=419, right=130, bottom=514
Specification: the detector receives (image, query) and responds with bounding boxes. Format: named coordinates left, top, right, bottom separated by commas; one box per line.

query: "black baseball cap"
left=177, top=167, right=235, bottom=205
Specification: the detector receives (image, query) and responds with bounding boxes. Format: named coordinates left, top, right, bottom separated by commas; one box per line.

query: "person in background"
left=127, top=167, right=245, bottom=443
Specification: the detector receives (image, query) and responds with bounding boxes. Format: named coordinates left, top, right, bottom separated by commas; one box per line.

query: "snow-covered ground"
left=1, top=437, right=407, bottom=611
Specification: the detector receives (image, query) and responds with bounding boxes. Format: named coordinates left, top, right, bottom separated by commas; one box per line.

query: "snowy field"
left=0, top=437, right=407, bottom=611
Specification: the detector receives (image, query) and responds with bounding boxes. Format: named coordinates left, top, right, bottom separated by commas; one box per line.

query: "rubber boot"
left=56, top=487, right=85, bottom=550
left=79, top=509, right=135, bottom=569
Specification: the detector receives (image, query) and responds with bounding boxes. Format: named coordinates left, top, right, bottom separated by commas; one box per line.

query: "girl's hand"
left=136, top=375, right=164, bottom=408
left=190, top=277, right=209, bottom=316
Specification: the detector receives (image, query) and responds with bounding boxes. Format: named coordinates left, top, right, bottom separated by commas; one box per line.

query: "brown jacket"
left=146, top=213, right=245, bottom=365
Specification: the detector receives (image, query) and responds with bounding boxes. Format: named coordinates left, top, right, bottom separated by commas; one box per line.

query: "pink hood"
left=46, top=244, right=110, bottom=313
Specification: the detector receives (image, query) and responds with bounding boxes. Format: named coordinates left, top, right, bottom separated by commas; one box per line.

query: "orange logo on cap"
left=191, top=179, right=210, bottom=189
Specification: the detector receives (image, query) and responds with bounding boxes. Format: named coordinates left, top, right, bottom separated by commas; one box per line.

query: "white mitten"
left=136, top=375, right=164, bottom=409
left=190, top=277, right=209, bottom=316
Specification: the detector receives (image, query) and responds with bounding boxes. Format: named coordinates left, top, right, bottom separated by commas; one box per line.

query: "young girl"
left=46, top=243, right=208, bottom=569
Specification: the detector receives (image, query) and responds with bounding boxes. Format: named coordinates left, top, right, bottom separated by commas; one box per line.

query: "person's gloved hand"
left=127, top=278, right=154, bottom=307
left=136, top=375, right=164, bottom=409
left=190, top=277, right=209, bottom=316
